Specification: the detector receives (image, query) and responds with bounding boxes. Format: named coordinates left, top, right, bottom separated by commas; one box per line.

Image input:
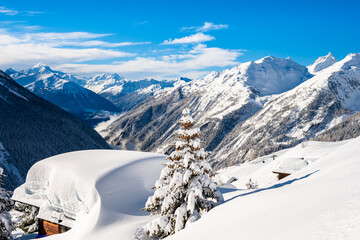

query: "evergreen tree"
left=15, top=202, right=38, bottom=235
left=143, top=108, right=223, bottom=239
left=0, top=169, right=14, bottom=240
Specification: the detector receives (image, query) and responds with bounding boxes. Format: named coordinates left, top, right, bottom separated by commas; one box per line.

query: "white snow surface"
left=12, top=137, right=360, bottom=240
left=170, top=137, right=360, bottom=240
left=12, top=150, right=166, bottom=239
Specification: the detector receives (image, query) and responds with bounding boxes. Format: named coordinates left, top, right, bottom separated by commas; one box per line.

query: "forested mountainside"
left=0, top=70, right=110, bottom=189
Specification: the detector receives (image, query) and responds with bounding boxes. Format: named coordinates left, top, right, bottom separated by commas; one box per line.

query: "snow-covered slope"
left=307, top=52, right=337, bottom=74
left=12, top=137, right=360, bottom=240
left=7, top=65, right=120, bottom=126
left=103, top=56, right=311, bottom=152
left=13, top=150, right=165, bottom=240
left=0, top=70, right=110, bottom=189
left=169, top=137, right=360, bottom=240
left=212, top=53, right=360, bottom=168
left=315, top=111, right=360, bottom=142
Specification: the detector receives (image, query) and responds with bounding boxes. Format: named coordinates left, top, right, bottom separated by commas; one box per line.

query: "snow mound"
left=12, top=150, right=165, bottom=239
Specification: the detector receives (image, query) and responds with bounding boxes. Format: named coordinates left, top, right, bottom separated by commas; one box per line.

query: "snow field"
left=13, top=137, right=360, bottom=240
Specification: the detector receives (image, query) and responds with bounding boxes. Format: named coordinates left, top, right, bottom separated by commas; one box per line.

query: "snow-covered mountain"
left=307, top=52, right=337, bottom=74
left=102, top=56, right=312, bottom=153
left=0, top=70, right=110, bottom=190
left=6, top=64, right=121, bottom=126
left=85, top=74, right=191, bottom=112
left=315, top=111, right=360, bottom=142
left=7, top=63, right=88, bottom=86
left=212, top=53, right=360, bottom=168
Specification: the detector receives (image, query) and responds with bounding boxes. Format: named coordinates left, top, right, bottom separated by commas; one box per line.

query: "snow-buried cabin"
left=12, top=150, right=165, bottom=237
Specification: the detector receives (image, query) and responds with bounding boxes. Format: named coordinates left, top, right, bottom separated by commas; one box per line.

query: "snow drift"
left=12, top=150, right=166, bottom=239
left=12, top=136, right=360, bottom=240
left=170, top=137, right=360, bottom=240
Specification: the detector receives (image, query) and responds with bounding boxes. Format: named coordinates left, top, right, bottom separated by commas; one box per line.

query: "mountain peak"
left=326, top=52, right=335, bottom=58
left=308, top=52, right=338, bottom=74
left=29, top=63, right=53, bottom=73
left=31, top=63, right=49, bottom=69
left=5, top=68, right=17, bottom=75
left=93, top=73, right=124, bottom=81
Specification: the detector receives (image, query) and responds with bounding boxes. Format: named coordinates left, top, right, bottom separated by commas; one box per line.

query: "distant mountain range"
left=84, top=73, right=190, bottom=112
left=101, top=56, right=312, bottom=154
left=0, top=70, right=110, bottom=189
left=4, top=52, right=360, bottom=172
left=6, top=65, right=120, bottom=126
left=98, top=53, right=360, bottom=169
left=6, top=65, right=188, bottom=126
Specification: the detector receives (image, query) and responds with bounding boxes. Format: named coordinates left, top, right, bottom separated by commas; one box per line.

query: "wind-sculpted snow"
left=0, top=71, right=110, bottom=189
left=169, top=137, right=360, bottom=240
left=13, top=150, right=166, bottom=240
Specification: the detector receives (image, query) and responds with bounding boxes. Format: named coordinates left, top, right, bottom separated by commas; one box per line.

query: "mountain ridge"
left=0, top=70, right=110, bottom=189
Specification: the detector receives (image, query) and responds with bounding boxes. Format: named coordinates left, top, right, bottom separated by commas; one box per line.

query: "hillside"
left=314, top=111, right=360, bottom=142
left=169, top=137, right=360, bottom=240
left=0, top=70, right=110, bottom=189
left=12, top=137, right=360, bottom=239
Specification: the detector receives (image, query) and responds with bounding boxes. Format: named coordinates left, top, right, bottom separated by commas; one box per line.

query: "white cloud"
left=67, top=40, right=151, bottom=47
left=0, top=30, right=135, bottom=66
left=24, top=11, right=44, bottom=16
left=0, top=6, right=43, bottom=16
left=56, top=44, right=243, bottom=79
left=162, top=33, right=215, bottom=45
left=181, top=22, right=228, bottom=32
left=0, top=43, right=133, bottom=66
left=0, top=25, right=244, bottom=79
left=0, top=6, right=19, bottom=16
left=25, top=32, right=112, bottom=41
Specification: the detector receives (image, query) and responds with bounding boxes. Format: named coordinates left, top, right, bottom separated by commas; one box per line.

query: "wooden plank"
left=43, top=220, right=61, bottom=236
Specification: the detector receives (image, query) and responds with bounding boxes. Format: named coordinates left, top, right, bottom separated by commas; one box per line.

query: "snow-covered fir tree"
left=15, top=202, right=38, bottom=235
left=0, top=169, right=14, bottom=240
left=143, top=108, right=223, bottom=239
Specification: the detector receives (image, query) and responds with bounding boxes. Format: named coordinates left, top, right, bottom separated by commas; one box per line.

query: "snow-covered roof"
left=12, top=150, right=165, bottom=231
left=273, top=157, right=309, bottom=175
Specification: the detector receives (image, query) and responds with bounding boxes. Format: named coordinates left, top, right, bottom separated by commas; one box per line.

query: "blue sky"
left=0, top=0, right=359, bottom=79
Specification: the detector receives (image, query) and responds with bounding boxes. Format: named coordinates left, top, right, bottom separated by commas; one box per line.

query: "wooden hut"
left=272, top=157, right=309, bottom=180
left=11, top=199, right=74, bottom=236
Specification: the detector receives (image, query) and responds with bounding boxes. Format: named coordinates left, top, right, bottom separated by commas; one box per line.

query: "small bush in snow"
left=143, top=108, right=223, bottom=239
left=0, top=169, right=14, bottom=240
left=246, top=178, right=258, bottom=189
